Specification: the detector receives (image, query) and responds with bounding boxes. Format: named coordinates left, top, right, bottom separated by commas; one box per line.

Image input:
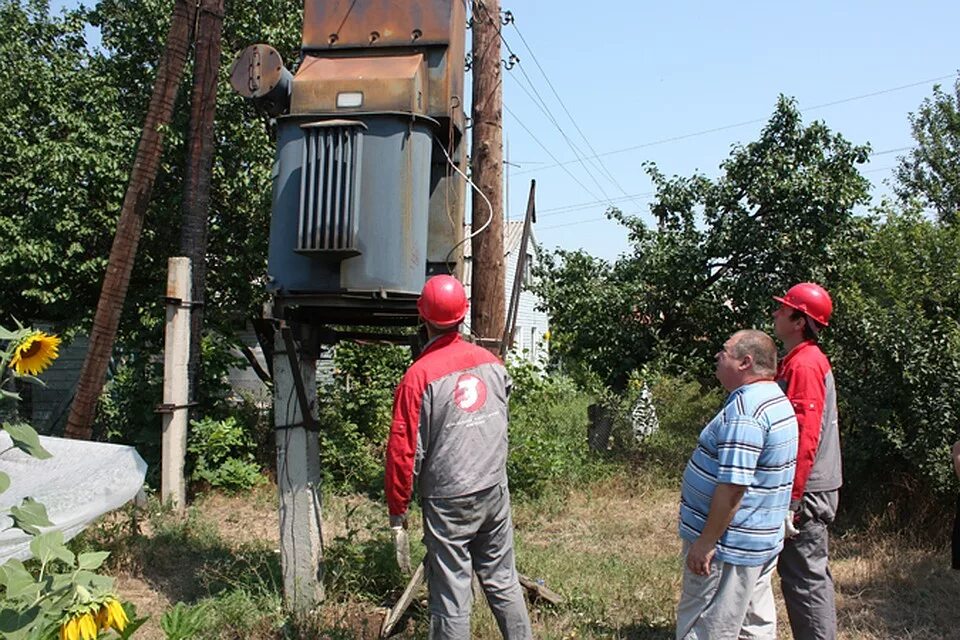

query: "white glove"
left=784, top=511, right=800, bottom=538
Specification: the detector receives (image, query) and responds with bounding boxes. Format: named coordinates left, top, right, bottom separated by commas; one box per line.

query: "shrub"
left=829, top=210, right=960, bottom=498
left=507, top=359, right=603, bottom=498
left=188, top=416, right=266, bottom=492
left=316, top=339, right=411, bottom=495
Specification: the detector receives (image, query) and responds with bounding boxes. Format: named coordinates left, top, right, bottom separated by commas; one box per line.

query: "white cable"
left=434, top=138, right=495, bottom=268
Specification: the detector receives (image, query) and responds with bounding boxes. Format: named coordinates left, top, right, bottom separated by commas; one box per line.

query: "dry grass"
left=87, top=476, right=960, bottom=639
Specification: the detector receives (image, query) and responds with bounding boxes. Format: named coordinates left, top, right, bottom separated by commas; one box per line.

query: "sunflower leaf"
left=12, top=374, right=46, bottom=387
left=77, top=551, right=110, bottom=571
left=0, top=390, right=21, bottom=401
left=30, top=531, right=74, bottom=566
left=9, top=498, right=53, bottom=535
left=2, top=423, right=52, bottom=460
left=0, top=560, right=38, bottom=600
left=0, top=605, right=41, bottom=640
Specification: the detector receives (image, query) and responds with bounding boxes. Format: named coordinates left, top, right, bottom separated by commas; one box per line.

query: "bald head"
left=729, top=330, right=778, bottom=378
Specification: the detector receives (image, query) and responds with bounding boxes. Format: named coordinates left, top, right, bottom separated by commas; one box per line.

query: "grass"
left=75, top=463, right=960, bottom=639
left=72, top=374, right=960, bottom=639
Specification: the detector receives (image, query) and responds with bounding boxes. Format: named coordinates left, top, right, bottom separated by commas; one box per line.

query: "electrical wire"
left=434, top=137, right=495, bottom=268
left=536, top=145, right=914, bottom=230
left=509, top=18, right=648, bottom=213
left=514, top=72, right=960, bottom=176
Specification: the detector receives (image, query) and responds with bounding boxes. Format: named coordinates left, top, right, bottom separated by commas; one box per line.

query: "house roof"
left=462, top=220, right=537, bottom=259
left=461, top=220, right=538, bottom=290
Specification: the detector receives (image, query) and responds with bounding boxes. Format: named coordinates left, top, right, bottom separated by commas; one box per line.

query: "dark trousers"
left=952, top=495, right=960, bottom=570
left=778, top=490, right=839, bottom=640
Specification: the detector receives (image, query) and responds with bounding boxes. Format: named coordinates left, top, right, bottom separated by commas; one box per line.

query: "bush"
left=317, top=339, right=411, bottom=494
left=188, top=415, right=266, bottom=492
left=507, top=358, right=604, bottom=498
left=641, top=373, right=724, bottom=482
left=829, top=210, right=960, bottom=498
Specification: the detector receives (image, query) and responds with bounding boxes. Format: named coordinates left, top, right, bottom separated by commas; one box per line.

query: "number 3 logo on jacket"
left=454, top=373, right=487, bottom=412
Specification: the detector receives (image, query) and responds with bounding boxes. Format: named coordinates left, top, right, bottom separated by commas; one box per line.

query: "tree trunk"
left=64, top=0, right=198, bottom=440
left=469, top=0, right=505, bottom=348
left=180, top=0, right=225, bottom=409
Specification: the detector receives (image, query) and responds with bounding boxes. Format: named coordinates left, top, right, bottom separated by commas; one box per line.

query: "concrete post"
left=273, top=326, right=324, bottom=610
left=161, top=256, right=191, bottom=511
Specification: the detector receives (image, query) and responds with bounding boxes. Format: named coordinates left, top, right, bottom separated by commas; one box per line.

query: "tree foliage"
left=535, top=96, right=871, bottom=388
left=829, top=208, right=960, bottom=495
left=894, top=75, right=960, bottom=225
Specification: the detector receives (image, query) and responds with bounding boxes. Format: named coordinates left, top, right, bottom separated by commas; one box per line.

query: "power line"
left=509, top=18, right=649, bottom=214
left=515, top=72, right=959, bottom=176
left=504, top=102, right=605, bottom=204
left=472, top=1, right=620, bottom=208
left=535, top=146, right=913, bottom=230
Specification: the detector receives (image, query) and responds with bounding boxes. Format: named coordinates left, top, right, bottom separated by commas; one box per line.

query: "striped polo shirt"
left=679, top=381, right=798, bottom=566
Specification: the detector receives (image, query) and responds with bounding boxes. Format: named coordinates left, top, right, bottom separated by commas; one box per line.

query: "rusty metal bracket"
left=162, top=296, right=205, bottom=309
left=155, top=401, right=199, bottom=414
left=280, top=325, right=319, bottom=432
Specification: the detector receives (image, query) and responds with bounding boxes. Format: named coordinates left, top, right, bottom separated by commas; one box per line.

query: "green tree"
left=535, top=96, right=871, bottom=388
left=0, top=0, right=134, bottom=325
left=829, top=207, right=960, bottom=496
left=894, top=75, right=960, bottom=225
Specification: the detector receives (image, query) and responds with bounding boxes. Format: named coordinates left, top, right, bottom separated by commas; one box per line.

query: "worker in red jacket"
left=772, top=283, right=843, bottom=640
left=385, top=275, right=532, bottom=640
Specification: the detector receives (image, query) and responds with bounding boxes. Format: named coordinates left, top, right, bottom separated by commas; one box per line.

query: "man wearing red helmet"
left=385, top=275, right=532, bottom=639
left=772, top=283, right=843, bottom=640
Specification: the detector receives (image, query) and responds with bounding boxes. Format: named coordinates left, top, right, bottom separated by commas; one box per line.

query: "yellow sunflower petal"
left=79, top=613, right=98, bottom=640
left=62, top=617, right=80, bottom=640
left=108, top=598, right=129, bottom=632
left=9, top=331, right=61, bottom=376
left=97, top=604, right=111, bottom=631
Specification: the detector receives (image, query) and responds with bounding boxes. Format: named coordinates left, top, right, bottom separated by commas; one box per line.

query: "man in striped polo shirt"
left=676, top=330, right=798, bottom=640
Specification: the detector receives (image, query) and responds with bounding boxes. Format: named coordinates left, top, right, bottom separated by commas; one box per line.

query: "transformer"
left=230, top=0, right=467, bottom=326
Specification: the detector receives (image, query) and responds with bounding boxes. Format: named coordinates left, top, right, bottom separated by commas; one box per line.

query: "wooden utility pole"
left=65, top=0, right=199, bottom=440
left=161, top=257, right=191, bottom=511
left=180, top=0, right=225, bottom=407
left=469, top=0, right=505, bottom=347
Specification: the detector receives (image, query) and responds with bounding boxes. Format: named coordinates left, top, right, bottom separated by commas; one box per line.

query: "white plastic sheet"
left=0, top=432, right=147, bottom=563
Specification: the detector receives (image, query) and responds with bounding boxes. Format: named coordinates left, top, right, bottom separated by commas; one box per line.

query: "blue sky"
left=497, top=1, right=960, bottom=261
left=52, top=0, right=959, bottom=262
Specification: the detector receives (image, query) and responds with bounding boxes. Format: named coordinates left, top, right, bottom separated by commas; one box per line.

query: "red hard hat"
left=774, top=282, right=833, bottom=327
left=417, top=275, right=468, bottom=328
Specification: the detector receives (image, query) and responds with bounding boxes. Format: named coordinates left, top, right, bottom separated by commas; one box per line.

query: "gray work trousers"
left=421, top=483, right=533, bottom=640
left=778, top=490, right=839, bottom=640
left=676, top=541, right=778, bottom=640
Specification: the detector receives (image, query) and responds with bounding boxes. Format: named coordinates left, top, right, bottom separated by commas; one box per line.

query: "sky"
left=494, top=1, right=960, bottom=261
left=51, top=0, right=960, bottom=262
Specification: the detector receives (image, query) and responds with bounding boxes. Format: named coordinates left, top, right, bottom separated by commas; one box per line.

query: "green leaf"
left=12, top=374, right=46, bottom=388
left=75, top=570, right=114, bottom=593
left=29, top=531, right=74, bottom=567
left=0, top=605, right=41, bottom=640
left=2, top=423, right=52, bottom=460
left=0, top=471, right=9, bottom=494
left=0, top=389, right=22, bottom=401
left=0, top=560, right=39, bottom=600
left=8, top=498, right=53, bottom=536
left=76, top=551, right=110, bottom=571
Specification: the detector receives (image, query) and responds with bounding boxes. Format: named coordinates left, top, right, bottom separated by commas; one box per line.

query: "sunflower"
left=59, top=612, right=97, bottom=640
left=9, top=330, right=60, bottom=376
left=102, top=597, right=129, bottom=632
